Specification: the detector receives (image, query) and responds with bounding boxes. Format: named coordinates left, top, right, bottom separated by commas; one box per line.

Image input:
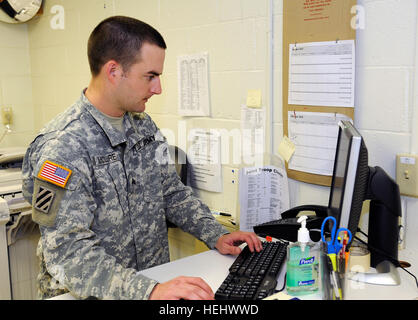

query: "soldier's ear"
left=103, top=60, right=123, bottom=84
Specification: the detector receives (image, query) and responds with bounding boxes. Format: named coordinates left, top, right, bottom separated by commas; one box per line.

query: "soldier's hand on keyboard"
left=148, top=276, right=215, bottom=300
left=215, top=231, right=262, bottom=255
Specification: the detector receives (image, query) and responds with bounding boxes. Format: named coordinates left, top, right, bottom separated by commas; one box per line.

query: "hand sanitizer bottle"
left=286, top=216, right=320, bottom=295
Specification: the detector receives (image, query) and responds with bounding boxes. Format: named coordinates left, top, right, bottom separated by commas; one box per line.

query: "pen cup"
left=319, top=242, right=350, bottom=300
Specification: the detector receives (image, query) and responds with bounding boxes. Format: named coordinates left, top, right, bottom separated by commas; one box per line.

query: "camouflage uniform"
left=22, top=91, right=229, bottom=299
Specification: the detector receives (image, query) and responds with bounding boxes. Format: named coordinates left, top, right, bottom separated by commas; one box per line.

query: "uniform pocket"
left=93, top=160, right=128, bottom=213
left=140, top=143, right=165, bottom=203
left=143, top=163, right=164, bottom=203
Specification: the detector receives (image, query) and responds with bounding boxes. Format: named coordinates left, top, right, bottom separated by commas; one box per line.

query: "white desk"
left=51, top=246, right=417, bottom=300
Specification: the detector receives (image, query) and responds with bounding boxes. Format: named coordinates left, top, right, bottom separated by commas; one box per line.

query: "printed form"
left=187, top=129, right=223, bottom=193
left=287, top=111, right=352, bottom=176
left=288, top=40, right=355, bottom=107
left=239, top=166, right=289, bottom=232
left=177, top=52, right=210, bottom=116
left=241, top=105, right=265, bottom=166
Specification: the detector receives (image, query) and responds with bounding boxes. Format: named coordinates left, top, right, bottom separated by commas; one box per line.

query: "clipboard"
left=282, top=0, right=357, bottom=186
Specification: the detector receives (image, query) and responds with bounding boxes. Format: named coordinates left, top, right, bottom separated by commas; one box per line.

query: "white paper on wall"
left=287, top=111, right=353, bottom=176
left=177, top=52, right=210, bottom=116
left=239, top=165, right=290, bottom=232
left=241, top=105, right=266, bottom=166
left=288, top=40, right=355, bottom=108
left=187, top=129, right=223, bottom=193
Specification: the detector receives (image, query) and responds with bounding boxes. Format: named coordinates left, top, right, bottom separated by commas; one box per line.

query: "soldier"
left=22, top=16, right=262, bottom=300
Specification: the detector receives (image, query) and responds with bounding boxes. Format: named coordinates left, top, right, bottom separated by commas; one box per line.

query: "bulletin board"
left=282, top=0, right=357, bottom=186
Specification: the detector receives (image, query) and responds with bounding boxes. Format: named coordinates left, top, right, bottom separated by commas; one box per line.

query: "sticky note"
left=246, top=89, right=262, bottom=108
left=278, top=136, right=296, bottom=162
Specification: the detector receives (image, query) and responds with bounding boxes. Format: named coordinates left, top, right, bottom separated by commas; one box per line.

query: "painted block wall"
left=0, top=22, right=34, bottom=148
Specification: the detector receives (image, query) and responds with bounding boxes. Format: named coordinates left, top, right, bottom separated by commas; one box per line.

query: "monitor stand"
left=353, top=166, right=402, bottom=286
left=347, top=260, right=400, bottom=286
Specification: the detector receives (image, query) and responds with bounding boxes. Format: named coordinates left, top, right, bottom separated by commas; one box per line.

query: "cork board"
left=283, top=0, right=356, bottom=186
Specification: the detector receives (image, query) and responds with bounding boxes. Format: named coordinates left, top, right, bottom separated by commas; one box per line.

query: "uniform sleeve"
left=158, top=141, right=229, bottom=249
left=23, top=138, right=159, bottom=299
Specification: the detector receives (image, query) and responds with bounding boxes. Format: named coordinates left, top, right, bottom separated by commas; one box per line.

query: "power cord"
left=354, top=228, right=418, bottom=288
left=274, top=239, right=289, bottom=294
left=275, top=273, right=286, bottom=293
left=0, top=126, right=10, bottom=144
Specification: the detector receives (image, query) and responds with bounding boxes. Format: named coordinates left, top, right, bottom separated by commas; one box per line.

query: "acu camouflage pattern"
left=22, top=91, right=229, bottom=300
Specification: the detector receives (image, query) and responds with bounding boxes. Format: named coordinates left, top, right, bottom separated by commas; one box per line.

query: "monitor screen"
left=328, top=121, right=369, bottom=237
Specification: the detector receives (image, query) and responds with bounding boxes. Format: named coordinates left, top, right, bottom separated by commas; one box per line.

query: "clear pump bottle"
left=286, top=216, right=320, bottom=295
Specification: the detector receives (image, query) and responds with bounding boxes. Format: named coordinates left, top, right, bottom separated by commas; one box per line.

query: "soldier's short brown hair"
left=87, top=16, right=166, bottom=76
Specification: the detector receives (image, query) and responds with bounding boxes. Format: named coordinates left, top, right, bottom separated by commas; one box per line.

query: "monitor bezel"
left=328, top=121, right=365, bottom=234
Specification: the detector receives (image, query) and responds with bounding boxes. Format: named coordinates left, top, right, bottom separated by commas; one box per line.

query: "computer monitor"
left=328, top=121, right=369, bottom=241
left=328, top=121, right=402, bottom=271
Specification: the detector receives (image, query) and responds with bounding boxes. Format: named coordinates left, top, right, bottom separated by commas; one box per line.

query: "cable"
left=400, top=265, right=418, bottom=288
left=275, top=273, right=286, bottom=293
left=357, top=228, right=368, bottom=238
left=0, top=124, right=12, bottom=144
left=354, top=228, right=418, bottom=288
left=0, top=128, right=8, bottom=144
left=274, top=239, right=289, bottom=294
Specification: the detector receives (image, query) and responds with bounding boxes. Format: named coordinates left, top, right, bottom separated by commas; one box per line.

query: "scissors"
left=321, top=216, right=352, bottom=270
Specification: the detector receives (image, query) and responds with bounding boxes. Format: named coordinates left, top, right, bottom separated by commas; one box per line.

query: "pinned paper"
left=287, top=111, right=353, bottom=176
left=288, top=40, right=355, bottom=108
left=177, top=52, right=210, bottom=116
left=278, top=136, right=296, bottom=162
left=239, top=165, right=290, bottom=233
left=246, top=89, right=262, bottom=108
left=187, top=129, right=223, bottom=193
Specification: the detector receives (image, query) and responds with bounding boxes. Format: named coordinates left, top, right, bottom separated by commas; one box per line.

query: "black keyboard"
left=215, top=241, right=287, bottom=300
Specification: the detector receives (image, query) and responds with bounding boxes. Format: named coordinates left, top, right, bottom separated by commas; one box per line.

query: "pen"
left=219, top=212, right=232, bottom=217
left=337, top=236, right=342, bottom=258
left=345, top=250, right=350, bottom=270
left=326, top=255, right=342, bottom=300
left=211, top=210, right=232, bottom=217
left=331, top=270, right=342, bottom=300
left=341, top=232, right=347, bottom=258
left=328, top=253, right=337, bottom=271
left=339, top=254, right=345, bottom=273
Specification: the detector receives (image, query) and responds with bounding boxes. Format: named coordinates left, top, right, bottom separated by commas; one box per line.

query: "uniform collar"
left=80, top=91, right=152, bottom=150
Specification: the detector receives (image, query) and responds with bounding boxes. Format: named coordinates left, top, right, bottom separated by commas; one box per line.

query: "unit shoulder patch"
left=32, top=177, right=67, bottom=227
left=34, top=185, right=55, bottom=214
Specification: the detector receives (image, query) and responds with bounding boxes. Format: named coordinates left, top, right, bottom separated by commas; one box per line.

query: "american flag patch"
left=38, top=160, right=72, bottom=188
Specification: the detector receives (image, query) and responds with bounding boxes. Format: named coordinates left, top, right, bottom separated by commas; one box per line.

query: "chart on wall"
left=287, top=111, right=352, bottom=176
left=288, top=40, right=355, bottom=108
left=177, top=52, right=210, bottom=117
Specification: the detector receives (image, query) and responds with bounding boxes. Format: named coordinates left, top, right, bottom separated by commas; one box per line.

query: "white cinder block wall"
left=0, top=21, right=38, bottom=300
left=0, top=22, right=35, bottom=147
left=284, top=0, right=418, bottom=263
left=0, top=0, right=416, bottom=292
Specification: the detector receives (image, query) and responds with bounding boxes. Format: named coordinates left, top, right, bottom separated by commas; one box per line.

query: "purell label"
left=299, top=256, right=315, bottom=265
left=298, top=280, right=315, bottom=286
